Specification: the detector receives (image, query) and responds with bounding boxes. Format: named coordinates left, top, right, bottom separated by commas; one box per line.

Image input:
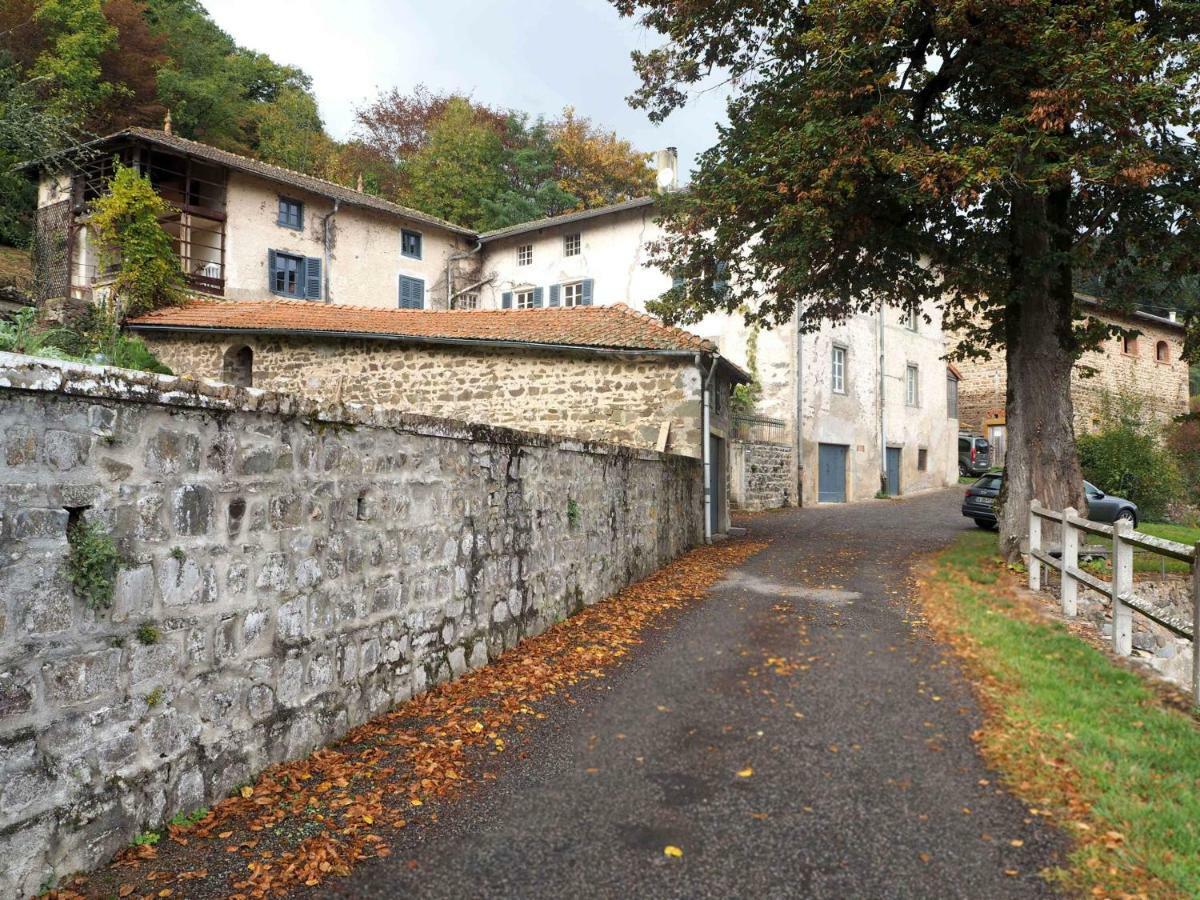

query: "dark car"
left=961, top=474, right=1139, bottom=529
left=958, top=433, right=992, bottom=477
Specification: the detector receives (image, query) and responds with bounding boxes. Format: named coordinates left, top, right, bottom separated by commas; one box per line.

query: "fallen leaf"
left=663, top=845, right=683, bottom=858
left=239, top=786, right=253, bottom=799
left=737, top=768, right=754, bottom=778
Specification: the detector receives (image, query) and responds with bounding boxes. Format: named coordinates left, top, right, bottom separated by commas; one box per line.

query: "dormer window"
left=277, top=197, right=303, bottom=230
left=564, top=233, right=581, bottom=257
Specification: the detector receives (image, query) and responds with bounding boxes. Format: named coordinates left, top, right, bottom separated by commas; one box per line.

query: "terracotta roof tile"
left=127, top=298, right=720, bottom=354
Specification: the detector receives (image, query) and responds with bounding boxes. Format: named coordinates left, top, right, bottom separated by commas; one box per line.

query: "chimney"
left=1168, top=309, right=1178, bottom=323
left=163, top=108, right=172, bottom=135
left=654, top=147, right=679, bottom=192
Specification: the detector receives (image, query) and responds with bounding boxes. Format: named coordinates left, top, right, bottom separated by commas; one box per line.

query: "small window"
left=1156, top=340, right=1169, bottom=362
left=947, top=372, right=959, bottom=418
left=278, top=197, right=303, bottom=230
left=906, top=364, right=920, bottom=406
left=902, top=308, right=918, bottom=331
left=517, top=244, right=533, bottom=266
left=564, top=233, right=581, bottom=257
left=1122, top=334, right=1138, bottom=356
left=271, top=251, right=305, bottom=298
left=399, top=274, right=424, bottom=309
left=562, top=282, right=585, bottom=307
left=222, top=345, right=253, bottom=387
left=918, top=448, right=928, bottom=471
left=515, top=288, right=536, bottom=309
left=453, top=292, right=478, bottom=310
left=831, top=345, right=846, bottom=394
left=401, top=229, right=422, bottom=259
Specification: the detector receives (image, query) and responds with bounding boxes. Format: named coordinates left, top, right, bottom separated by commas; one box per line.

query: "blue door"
left=886, top=446, right=902, bottom=496
left=818, top=443, right=848, bottom=503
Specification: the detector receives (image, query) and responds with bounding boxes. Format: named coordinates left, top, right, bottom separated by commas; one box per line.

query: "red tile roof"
left=127, top=298, right=722, bottom=354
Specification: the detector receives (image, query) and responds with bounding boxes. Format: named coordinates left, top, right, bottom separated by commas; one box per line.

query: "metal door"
left=886, top=446, right=902, bottom=496
left=818, top=443, right=848, bottom=503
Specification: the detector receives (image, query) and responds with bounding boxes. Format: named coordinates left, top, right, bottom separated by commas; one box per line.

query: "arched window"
left=1156, top=340, right=1170, bottom=363
left=1122, top=334, right=1138, bottom=356
left=222, top=345, right=253, bottom=387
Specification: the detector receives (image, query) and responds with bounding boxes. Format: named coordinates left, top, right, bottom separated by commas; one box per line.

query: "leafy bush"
left=1166, top=396, right=1200, bottom=508
left=66, top=519, right=122, bottom=610
left=0, top=305, right=172, bottom=374
left=1077, top=396, right=1184, bottom=521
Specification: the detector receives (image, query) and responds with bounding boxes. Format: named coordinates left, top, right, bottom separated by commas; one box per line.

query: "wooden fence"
left=1028, top=501, right=1200, bottom=705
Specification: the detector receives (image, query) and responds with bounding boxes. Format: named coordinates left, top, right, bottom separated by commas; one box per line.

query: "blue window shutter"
left=268, top=249, right=277, bottom=293
left=304, top=256, right=322, bottom=300
left=581, top=278, right=594, bottom=306
left=398, top=275, right=424, bottom=309
left=548, top=284, right=560, bottom=307
left=411, top=277, right=424, bottom=308
left=502, top=291, right=513, bottom=309
left=533, top=286, right=544, bottom=308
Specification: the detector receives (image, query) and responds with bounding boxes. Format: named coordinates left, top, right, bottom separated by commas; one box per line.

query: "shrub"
left=1166, top=396, right=1200, bottom=508
left=1077, top=395, right=1184, bottom=521
left=66, top=519, right=122, bottom=610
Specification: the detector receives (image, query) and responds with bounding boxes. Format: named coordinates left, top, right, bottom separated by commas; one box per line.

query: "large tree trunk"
left=997, top=188, right=1086, bottom=560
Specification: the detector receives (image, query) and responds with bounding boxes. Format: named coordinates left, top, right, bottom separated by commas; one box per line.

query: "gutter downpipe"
left=699, top=352, right=718, bottom=543
left=878, top=305, right=887, bottom=493
left=794, top=315, right=804, bottom=506
left=321, top=200, right=339, bottom=304
left=447, top=240, right=484, bottom=309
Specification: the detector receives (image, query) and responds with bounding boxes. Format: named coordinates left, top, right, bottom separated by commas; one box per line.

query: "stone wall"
left=0, top=353, right=702, bottom=898
left=140, top=332, right=710, bottom=460
left=729, top=441, right=792, bottom=511
left=956, top=312, right=1190, bottom=436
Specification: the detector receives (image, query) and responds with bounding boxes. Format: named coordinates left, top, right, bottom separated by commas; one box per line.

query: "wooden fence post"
left=1192, top=541, right=1200, bottom=708
left=1061, top=507, right=1079, bottom=617
left=1111, top=519, right=1134, bottom=657
left=1028, top=501, right=1042, bottom=592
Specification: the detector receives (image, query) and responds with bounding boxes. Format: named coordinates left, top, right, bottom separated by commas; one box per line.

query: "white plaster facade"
left=479, top=203, right=959, bottom=504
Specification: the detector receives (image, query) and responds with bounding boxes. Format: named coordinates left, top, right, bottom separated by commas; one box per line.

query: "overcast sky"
left=201, top=0, right=728, bottom=178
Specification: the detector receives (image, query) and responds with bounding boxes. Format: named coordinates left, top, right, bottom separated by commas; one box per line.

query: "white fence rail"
left=1028, top=500, right=1200, bottom=705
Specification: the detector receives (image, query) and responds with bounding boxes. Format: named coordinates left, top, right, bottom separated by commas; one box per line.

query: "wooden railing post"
left=1028, top=501, right=1042, bottom=592
left=1112, top=519, right=1134, bottom=657
left=1061, top=507, right=1079, bottom=617
left=1192, top=541, right=1200, bottom=708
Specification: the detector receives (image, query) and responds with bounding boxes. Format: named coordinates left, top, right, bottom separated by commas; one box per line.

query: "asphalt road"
left=316, top=488, right=1064, bottom=899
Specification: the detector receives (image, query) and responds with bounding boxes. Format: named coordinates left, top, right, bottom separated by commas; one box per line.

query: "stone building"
left=955, top=300, right=1190, bottom=458
left=127, top=299, right=747, bottom=537
left=30, top=130, right=959, bottom=506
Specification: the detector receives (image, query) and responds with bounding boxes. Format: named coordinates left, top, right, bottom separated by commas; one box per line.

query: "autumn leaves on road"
left=52, top=539, right=766, bottom=899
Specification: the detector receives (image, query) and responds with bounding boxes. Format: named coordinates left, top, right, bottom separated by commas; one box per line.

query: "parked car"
left=961, top=474, right=1139, bottom=529
left=958, top=433, right=992, bottom=477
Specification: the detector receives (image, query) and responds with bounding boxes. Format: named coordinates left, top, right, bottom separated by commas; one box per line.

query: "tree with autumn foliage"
left=613, top=0, right=1200, bottom=556
left=552, top=107, right=654, bottom=208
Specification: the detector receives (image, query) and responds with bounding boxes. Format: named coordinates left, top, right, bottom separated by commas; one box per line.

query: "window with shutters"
left=398, top=275, right=424, bottom=309
left=831, top=345, right=846, bottom=393
left=517, top=244, right=533, bottom=266
left=564, top=233, right=581, bottom=257
left=906, top=364, right=920, bottom=406
left=562, top=282, right=585, bottom=307
left=515, top=289, right=536, bottom=309
left=277, top=197, right=303, bottom=230
left=271, top=251, right=304, bottom=297
left=947, top=372, right=959, bottom=418
left=401, top=229, right=422, bottom=259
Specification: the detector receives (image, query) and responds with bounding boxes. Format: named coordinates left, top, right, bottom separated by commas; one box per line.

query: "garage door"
left=818, top=443, right=848, bottom=503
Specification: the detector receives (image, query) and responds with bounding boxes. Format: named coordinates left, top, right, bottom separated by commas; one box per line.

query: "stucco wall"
left=0, top=353, right=702, bottom=898
left=221, top=172, right=470, bottom=308
left=956, top=313, right=1190, bottom=437
left=139, top=332, right=712, bottom=460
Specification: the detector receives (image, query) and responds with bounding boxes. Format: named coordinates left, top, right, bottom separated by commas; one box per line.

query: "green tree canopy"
left=613, top=0, right=1200, bottom=554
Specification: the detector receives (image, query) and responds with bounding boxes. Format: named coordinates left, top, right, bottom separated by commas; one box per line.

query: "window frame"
left=1122, top=334, right=1139, bottom=356
left=905, top=364, right=920, bottom=407
left=277, top=197, right=303, bottom=231
left=517, top=244, right=533, bottom=266
left=562, top=281, right=585, bottom=308
left=401, top=228, right=423, bottom=260
left=515, top=288, right=537, bottom=309
left=1156, top=340, right=1170, bottom=363
left=563, top=232, right=581, bottom=257
left=918, top=447, right=928, bottom=471
left=453, top=292, right=479, bottom=310
left=902, top=308, right=918, bottom=331
left=271, top=250, right=305, bottom=298
left=947, top=372, right=959, bottom=418
left=831, top=344, right=847, bottom=394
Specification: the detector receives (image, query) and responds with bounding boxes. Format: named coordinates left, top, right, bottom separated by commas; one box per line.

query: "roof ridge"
left=123, top=127, right=475, bottom=234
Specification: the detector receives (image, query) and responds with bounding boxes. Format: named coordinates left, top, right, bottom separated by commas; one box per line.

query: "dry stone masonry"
left=729, top=441, right=792, bottom=511
left=0, top=353, right=702, bottom=897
